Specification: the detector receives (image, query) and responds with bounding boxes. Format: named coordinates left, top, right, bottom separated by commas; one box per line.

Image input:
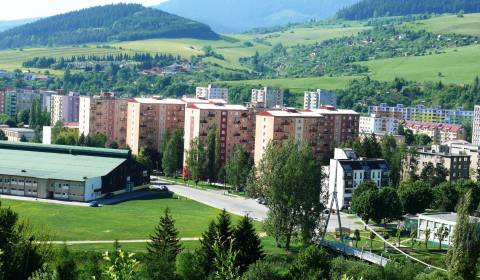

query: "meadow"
left=415, top=13, right=480, bottom=37
left=358, top=44, right=480, bottom=84
left=0, top=194, right=261, bottom=241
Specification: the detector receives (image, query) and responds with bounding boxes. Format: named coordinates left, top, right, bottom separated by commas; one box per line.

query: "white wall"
left=85, top=177, right=102, bottom=201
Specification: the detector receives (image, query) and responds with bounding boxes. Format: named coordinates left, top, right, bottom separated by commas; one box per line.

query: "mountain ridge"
left=155, top=0, right=361, bottom=33
left=0, top=3, right=218, bottom=49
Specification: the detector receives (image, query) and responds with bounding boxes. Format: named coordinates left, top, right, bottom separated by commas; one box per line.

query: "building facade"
left=0, top=90, right=4, bottom=114
left=359, top=114, right=399, bottom=134
left=328, top=148, right=390, bottom=209
left=195, top=84, right=229, bottom=101
left=417, top=213, right=480, bottom=246
left=473, top=105, right=480, bottom=146
left=254, top=107, right=359, bottom=164
left=403, top=120, right=466, bottom=144
left=251, top=87, right=283, bottom=109
left=408, top=145, right=471, bottom=182
left=0, top=127, right=34, bottom=142
left=51, top=92, right=80, bottom=125
left=304, top=89, right=337, bottom=109
left=0, top=142, right=149, bottom=202
left=3, top=90, right=53, bottom=117
left=127, top=98, right=186, bottom=156
left=445, top=140, right=480, bottom=181
left=79, top=93, right=128, bottom=147
left=369, top=103, right=473, bottom=124
left=184, top=102, right=255, bottom=173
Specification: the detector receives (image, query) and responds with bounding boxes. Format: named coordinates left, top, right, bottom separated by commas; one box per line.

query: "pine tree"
left=200, top=209, right=233, bottom=272
left=233, top=216, right=264, bottom=273
left=144, top=208, right=181, bottom=280
left=146, top=208, right=181, bottom=261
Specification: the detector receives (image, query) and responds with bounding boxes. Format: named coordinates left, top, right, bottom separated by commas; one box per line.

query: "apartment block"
left=3, top=90, right=53, bottom=117
left=79, top=93, right=128, bottom=147
left=127, top=97, right=186, bottom=155
left=403, top=120, right=466, bottom=144
left=251, top=87, right=283, bottom=108
left=254, top=107, right=359, bottom=164
left=196, top=84, right=229, bottom=101
left=472, top=105, right=480, bottom=146
left=311, top=106, right=360, bottom=145
left=359, top=114, right=399, bottom=134
left=406, top=145, right=471, bottom=182
left=328, top=148, right=390, bottom=209
left=51, top=92, right=80, bottom=125
left=445, top=140, right=480, bottom=181
left=184, top=101, right=255, bottom=173
left=304, top=89, right=337, bottom=109
left=369, top=103, right=473, bottom=124
left=0, top=90, right=5, bottom=114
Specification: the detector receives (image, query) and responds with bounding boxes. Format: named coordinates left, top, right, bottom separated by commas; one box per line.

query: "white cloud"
left=0, top=0, right=167, bottom=21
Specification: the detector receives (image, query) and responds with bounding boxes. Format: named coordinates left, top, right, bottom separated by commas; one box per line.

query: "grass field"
left=225, top=76, right=357, bottom=92
left=359, top=45, right=480, bottom=84
left=0, top=22, right=367, bottom=73
left=416, top=13, right=480, bottom=36
left=0, top=194, right=261, bottom=241
left=0, top=46, right=131, bottom=74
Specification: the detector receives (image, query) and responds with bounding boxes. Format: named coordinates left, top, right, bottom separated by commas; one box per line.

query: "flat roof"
left=0, top=142, right=128, bottom=181
left=418, top=212, right=480, bottom=224
left=187, top=103, right=247, bottom=111
left=132, top=97, right=185, bottom=105
left=258, top=110, right=324, bottom=118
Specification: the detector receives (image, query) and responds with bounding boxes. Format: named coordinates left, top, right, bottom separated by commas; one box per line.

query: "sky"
left=0, top=0, right=168, bottom=21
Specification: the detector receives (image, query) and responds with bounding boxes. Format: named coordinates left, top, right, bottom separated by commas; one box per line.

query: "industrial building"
left=0, top=142, right=149, bottom=202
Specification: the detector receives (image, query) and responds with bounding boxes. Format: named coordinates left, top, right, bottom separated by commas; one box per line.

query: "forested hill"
left=337, top=0, right=480, bottom=20
left=0, top=4, right=218, bottom=49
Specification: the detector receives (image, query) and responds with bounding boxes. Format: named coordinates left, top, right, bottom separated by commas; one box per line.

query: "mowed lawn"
left=359, top=45, right=480, bottom=84
left=416, top=13, right=480, bottom=36
left=0, top=194, right=260, bottom=241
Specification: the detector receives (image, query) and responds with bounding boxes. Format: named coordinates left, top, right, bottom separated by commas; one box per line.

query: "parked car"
left=89, top=201, right=99, bottom=207
left=158, top=185, right=170, bottom=192
left=104, top=193, right=114, bottom=199
left=255, top=197, right=266, bottom=205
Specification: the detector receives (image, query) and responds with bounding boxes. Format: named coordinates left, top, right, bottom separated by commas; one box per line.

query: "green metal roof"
left=0, top=142, right=127, bottom=181
left=0, top=142, right=130, bottom=158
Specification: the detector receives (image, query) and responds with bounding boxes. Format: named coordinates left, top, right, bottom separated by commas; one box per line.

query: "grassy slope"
left=416, top=13, right=480, bottom=36
left=0, top=23, right=366, bottom=73
left=0, top=46, right=130, bottom=74
left=359, top=44, right=480, bottom=84
left=0, top=195, right=261, bottom=241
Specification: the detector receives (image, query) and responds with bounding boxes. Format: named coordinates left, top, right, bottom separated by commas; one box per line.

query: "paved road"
left=156, top=181, right=269, bottom=221
left=155, top=179, right=363, bottom=232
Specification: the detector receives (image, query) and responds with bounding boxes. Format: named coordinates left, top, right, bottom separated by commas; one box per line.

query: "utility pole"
left=321, top=160, right=343, bottom=244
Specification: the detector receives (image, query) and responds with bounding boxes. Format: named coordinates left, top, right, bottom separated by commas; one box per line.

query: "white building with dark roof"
left=328, top=148, right=390, bottom=209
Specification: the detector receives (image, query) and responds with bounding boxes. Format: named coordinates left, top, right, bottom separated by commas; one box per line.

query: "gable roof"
left=0, top=142, right=128, bottom=181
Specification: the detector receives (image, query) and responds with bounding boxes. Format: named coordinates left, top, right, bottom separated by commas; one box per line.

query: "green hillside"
left=416, top=13, right=480, bottom=36
left=0, top=4, right=218, bottom=49
left=359, top=44, right=480, bottom=84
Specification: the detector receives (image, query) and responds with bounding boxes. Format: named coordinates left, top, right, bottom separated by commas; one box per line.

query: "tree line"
left=22, top=53, right=181, bottom=70
left=336, top=0, right=480, bottom=20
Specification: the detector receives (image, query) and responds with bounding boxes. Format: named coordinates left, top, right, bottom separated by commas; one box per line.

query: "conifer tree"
left=147, top=208, right=181, bottom=260
left=233, top=216, right=264, bottom=272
